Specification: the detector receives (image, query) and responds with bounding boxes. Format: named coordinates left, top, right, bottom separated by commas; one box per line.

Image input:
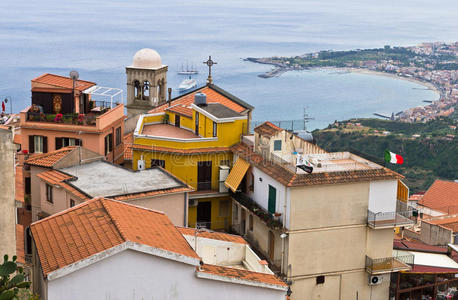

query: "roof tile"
left=254, top=122, right=282, bottom=137
left=177, top=227, right=247, bottom=244
left=418, top=180, right=458, bottom=214
left=30, top=198, right=199, bottom=277
left=25, top=147, right=76, bottom=168
left=32, top=73, right=95, bottom=92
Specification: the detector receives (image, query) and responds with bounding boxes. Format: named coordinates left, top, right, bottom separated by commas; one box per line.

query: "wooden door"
left=175, top=115, right=180, bottom=127
left=197, top=201, right=212, bottom=228
left=197, top=161, right=212, bottom=190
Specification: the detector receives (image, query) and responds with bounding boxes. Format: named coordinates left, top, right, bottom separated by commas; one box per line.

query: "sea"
left=0, top=0, right=456, bottom=129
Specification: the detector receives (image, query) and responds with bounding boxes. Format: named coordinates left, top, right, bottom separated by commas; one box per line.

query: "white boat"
left=178, top=62, right=198, bottom=75
left=177, top=77, right=197, bottom=92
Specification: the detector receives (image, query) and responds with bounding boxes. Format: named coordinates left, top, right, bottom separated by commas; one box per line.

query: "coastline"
left=339, top=67, right=441, bottom=100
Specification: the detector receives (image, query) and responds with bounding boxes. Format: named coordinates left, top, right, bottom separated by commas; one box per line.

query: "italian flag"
left=384, top=150, right=404, bottom=164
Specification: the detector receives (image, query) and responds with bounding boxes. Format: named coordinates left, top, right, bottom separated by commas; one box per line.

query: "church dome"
left=132, top=48, right=162, bottom=69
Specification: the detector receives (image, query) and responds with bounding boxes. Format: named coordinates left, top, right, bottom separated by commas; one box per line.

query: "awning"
left=224, top=158, right=250, bottom=192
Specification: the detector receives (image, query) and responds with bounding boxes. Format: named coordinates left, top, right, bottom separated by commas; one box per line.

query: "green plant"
left=0, top=255, right=31, bottom=300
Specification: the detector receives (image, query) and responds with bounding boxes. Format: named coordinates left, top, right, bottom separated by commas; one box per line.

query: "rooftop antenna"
left=303, top=106, right=314, bottom=131
left=69, top=71, right=79, bottom=111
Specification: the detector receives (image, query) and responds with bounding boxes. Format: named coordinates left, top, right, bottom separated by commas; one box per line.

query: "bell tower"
left=125, top=48, right=168, bottom=118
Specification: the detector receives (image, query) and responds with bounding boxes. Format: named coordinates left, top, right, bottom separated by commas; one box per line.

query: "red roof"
left=25, top=147, right=76, bottom=168
left=149, top=85, right=249, bottom=115
left=123, top=133, right=133, bottom=161
left=393, top=239, right=448, bottom=253
left=177, top=227, right=247, bottom=244
left=31, top=198, right=199, bottom=277
left=166, top=104, right=193, bottom=118
left=31, top=73, right=95, bottom=92
left=408, top=265, right=458, bottom=273
left=198, top=264, right=287, bottom=288
left=254, top=122, right=282, bottom=137
left=418, top=180, right=458, bottom=214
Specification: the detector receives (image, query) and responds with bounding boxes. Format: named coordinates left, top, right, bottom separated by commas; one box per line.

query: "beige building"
left=0, top=128, right=17, bottom=258
left=225, top=122, right=415, bottom=300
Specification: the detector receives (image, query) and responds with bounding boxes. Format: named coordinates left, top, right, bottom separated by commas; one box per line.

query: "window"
left=116, top=127, right=122, bottom=146
left=273, top=140, right=282, bottom=151
left=249, top=214, right=253, bottom=231
left=46, top=184, right=53, bottom=203
left=151, top=159, right=165, bottom=168
left=175, top=115, right=180, bottom=127
left=70, top=199, right=75, bottom=208
left=55, top=137, right=82, bottom=150
left=25, top=177, right=31, bottom=195
left=29, top=135, right=47, bottom=153
left=213, top=121, right=217, bottom=137
left=219, top=200, right=230, bottom=217
left=249, top=172, right=254, bottom=192
left=268, top=185, right=276, bottom=214
left=104, top=133, right=113, bottom=155
left=316, top=276, right=325, bottom=285
left=195, top=112, right=199, bottom=135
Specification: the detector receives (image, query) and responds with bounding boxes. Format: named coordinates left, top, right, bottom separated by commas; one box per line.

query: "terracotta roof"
left=133, top=144, right=230, bottom=155
left=165, top=104, right=193, bottom=118
left=409, top=265, right=458, bottom=273
left=424, top=217, right=458, bottom=233
left=409, top=193, right=424, bottom=201
left=418, top=180, right=458, bottom=214
left=177, top=227, right=247, bottom=244
left=123, top=132, right=133, bottom=160
left=36, top=170, right=90, bottom=201
left=232, top=142, right=401, bottom=187
left=31, top=73, right=95, bottom=92
left=15, top=166, right=24, bottom=203
left=149, top=85, right=251, bottom=115
left=16, top=224, right=25, bottom=265
left=197, top=264, right=287, bottom=288
left=113, top=186, right=193, bottom=201
left=254, top=122, right=282, bottom=137
left=393, top=239, right=447, bottom=253
left=13, top=134, right=21, bottom=145
left=31, top=198, right=199, bottom=277
left=25, top=147, right=76, bottom=168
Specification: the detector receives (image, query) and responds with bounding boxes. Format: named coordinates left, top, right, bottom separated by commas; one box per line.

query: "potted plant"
left=54, top=113, right=63, bottom=123
left=77, top=114, right=85, bottom=125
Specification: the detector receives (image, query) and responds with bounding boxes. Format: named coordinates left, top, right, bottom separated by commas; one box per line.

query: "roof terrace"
left=141, top=124, right=199, bottom=139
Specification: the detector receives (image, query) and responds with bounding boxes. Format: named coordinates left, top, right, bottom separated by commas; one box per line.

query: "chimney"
left=168, top=88, right=172, bottom=107
left=194, top=93, right=207, bottom=106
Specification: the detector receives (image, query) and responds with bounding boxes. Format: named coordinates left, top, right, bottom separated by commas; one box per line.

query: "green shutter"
left=268, top=185, right=276, bottom=214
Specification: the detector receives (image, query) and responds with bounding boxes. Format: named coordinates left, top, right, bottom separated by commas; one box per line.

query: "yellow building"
left=132, top=84, right=253, bottom=230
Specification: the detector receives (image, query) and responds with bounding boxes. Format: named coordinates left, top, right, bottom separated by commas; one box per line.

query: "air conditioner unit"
left=189, top=199, right=198, bottom=207
left=368, top=275, right=382, bottom=286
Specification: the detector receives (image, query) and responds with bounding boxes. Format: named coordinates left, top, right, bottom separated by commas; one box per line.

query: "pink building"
left=19, top=73, right=125, bottom=164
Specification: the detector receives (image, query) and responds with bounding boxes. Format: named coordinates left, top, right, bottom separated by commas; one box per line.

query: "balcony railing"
left=365, top=254, right=413, bottom=274
left=230, top=191, right=283, bottom=230
left=367, top=209, right=415, bottom=229
left=24, top=101, right=117, bottom=126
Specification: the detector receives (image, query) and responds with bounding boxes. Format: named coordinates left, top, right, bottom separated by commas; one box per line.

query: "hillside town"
left=248, top=42, right=458, bottom=123
left=0, top=49, right=457, bottom=300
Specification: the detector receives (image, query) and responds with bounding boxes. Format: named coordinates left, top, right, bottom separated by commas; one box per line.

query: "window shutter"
left=55, top=137, right=62, bottom=150
left=42, top=136, right=48, bottom=153
left=29, top=136, right=35, bottom=153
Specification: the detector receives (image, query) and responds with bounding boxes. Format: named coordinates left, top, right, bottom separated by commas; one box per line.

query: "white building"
left=31, top=197, right=287, bottom=300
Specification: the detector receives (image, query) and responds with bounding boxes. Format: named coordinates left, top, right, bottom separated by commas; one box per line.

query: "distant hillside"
left=313, top=118, right=457, bottom=193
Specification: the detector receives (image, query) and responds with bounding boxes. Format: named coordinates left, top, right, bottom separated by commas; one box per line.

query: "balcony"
left=365, top=254, right=413, bottom=274
left=230, top=191, right=283, bottom=230
left=20, top=102, right=124, bottom=131
left=367, top=209, right=415, bottom=229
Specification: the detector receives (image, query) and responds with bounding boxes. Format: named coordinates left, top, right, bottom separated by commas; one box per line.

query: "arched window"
left=143, top=81, right=150, bottom=99
left=134, top=80, right=141, bottom=99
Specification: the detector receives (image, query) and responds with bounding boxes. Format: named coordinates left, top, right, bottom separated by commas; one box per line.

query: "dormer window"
left=273, top=140, right=282, bottom=151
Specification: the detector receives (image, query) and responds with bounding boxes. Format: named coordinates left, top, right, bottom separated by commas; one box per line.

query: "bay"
left=0, top=0, right=455, bottom=129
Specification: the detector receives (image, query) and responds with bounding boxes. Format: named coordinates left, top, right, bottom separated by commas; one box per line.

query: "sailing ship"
left=177, top=62, right=198, bottom=75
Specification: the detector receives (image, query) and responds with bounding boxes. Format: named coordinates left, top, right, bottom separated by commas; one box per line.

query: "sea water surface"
left=0, top=0, right=455, bottom=129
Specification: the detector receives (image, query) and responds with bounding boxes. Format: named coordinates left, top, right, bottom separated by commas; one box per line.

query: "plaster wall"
left=46, top=249, right=285, bottom=300
left=30, top=166, right=47, bottom=221
left=289, top=182, right=370, bottom=230
left=0, top=129, right=16, bottom=258
left=420, top=221, right=453, bottom=246
left=125, top=192, right=187, bottom=226
left=368, top=180, right=398, bottom=213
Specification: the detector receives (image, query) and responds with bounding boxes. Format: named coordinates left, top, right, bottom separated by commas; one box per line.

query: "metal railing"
left=230, top=191, right=283, bottom=230
left=365, top=254, right=414, bottom=274
left=26, top=111, right=97, bottom=126
left=367, top=209, right=415, bottom=228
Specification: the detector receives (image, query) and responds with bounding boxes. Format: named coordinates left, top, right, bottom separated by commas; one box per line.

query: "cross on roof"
left=203, top=56, right=217, bottom=84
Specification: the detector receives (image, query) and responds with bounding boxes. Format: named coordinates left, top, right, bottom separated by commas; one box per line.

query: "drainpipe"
left=112, top=126, right=115, bottom=163
left=281, top=187, right=288, bottom=275
left=168, top=88, right=172, bottom=107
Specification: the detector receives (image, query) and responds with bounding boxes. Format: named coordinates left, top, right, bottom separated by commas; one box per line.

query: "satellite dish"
left=69, top=70, right=79, bottom=80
